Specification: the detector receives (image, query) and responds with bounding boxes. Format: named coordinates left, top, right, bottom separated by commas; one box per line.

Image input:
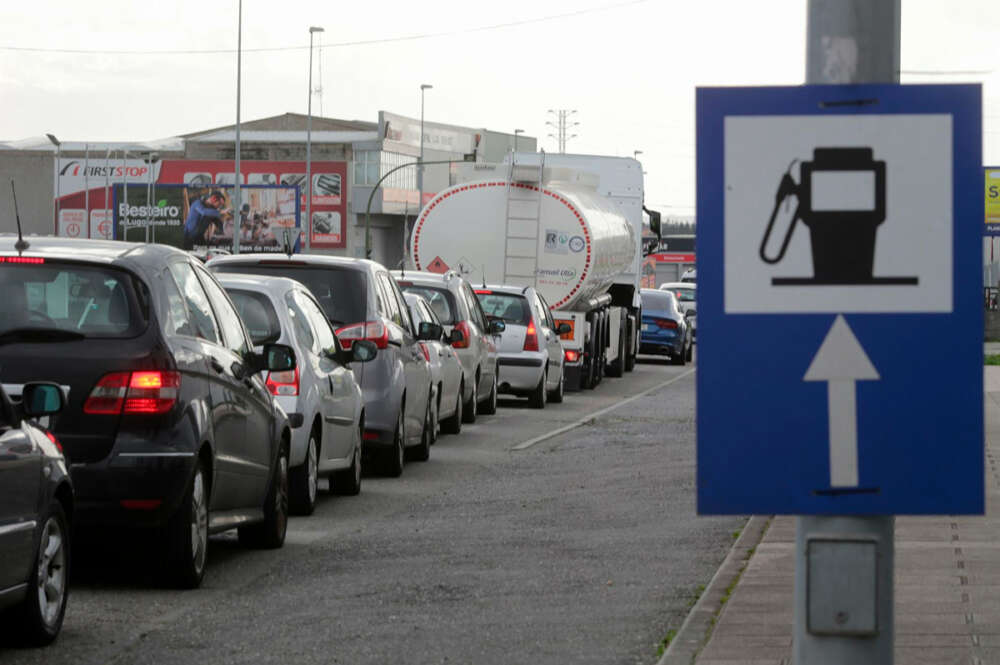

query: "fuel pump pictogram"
left=759, top=147, right=918, bottom=286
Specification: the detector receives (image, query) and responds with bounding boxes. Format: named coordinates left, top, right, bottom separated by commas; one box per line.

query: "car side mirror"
left=351, top=339, right=378, bottom=363
left=251, top=343, right=296, bottom=374
left=449, top=328, right=465, bottom=345
left=417, top=321, right=443, bottom=341
left=488, top=319, right=506, bottom=335
left=556, top=322, right=572, bottom=335
left=20, top=382, right=64, bottom=418
left=684, top=309, right=696, bottom=319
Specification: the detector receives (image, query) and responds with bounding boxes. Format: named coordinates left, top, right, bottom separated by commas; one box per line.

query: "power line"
left=0, top=0, right=651, bottom=57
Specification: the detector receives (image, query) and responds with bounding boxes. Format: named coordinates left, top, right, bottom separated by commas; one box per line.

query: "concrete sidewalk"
left=679, top=369, right=1000, bottom=664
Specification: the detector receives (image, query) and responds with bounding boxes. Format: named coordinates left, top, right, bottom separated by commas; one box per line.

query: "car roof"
left=210, top=252, right=381, bottom=273
left=659, top=282, right=697, bottom=289
left=0, top=235, right=187, bottom=266
left=476, top=284, right=531, bottom=296
left=390, top=269, right=465, bottom=287
left=216, top=273, right=309, bottom=297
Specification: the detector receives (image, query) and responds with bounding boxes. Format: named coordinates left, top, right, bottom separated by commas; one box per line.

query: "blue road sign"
left=696, top=84, right=983, bottom=515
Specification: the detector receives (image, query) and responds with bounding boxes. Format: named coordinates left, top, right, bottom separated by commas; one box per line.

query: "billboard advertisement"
left=113, top=184, right=300, bottom=254
left=56, top=158, right=347, bottom=248
left=986, top=167, right=1000, bottom=235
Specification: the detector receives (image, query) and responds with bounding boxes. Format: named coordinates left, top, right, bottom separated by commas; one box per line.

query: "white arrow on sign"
left=803, top=315, right=880, bottom=488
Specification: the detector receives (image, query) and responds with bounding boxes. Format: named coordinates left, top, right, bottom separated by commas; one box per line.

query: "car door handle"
left=210, top=358, right=225, bottom=374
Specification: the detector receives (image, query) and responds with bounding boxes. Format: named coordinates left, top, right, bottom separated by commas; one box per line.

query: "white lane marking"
left=511, top=368, right=696, bottom=451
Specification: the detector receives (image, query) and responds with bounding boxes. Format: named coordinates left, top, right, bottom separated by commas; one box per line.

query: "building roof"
left=181, top=112, right=377, bottom=139
left=185, top=130, right=378, bottom=144
left=0, top=136, right=185, bottom=153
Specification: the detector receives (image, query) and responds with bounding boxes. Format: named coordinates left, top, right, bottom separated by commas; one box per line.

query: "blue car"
left=639, top=289, right=692, bottom=366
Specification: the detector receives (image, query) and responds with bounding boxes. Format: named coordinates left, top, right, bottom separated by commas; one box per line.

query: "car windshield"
left=214, top=264, right=366, bottom=327
left=671, top=287, right=696, bottom=303
left=397, top=284, right=457, bottom=324
left=0, top=261, right=145, bottom=338
left=476, top=292, right=531, bottom=325
left=225, top=289, right=282, bottom=345
left=641, top=290, right=676, bottom=312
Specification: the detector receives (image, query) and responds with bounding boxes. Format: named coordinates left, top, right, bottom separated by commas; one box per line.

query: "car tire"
left=165, top=460, right=209, bottom=589
left=381, top=408, right=406, bottom=477
left=528, top=372, right=547, bottom=409
left=289, top=429, right=319, bottom=516
left=480, top=370, right=498, bottom=415
left=440, top=382, right=463, bottom=434
left=430, top=386, right=440, bottom=445
left=548, top=370, right=564, bottom=403
left=238, top=442, right=289, bottom=549
left=407, top=398, right=432, bottom=462
left=686, top=339, right=693, bottom=362
left=9, top=500, right=70, bottom=646
left=462, top=374, right=478, bottom=423
left=672, top=346, right=686, bottom=366
left=331, top=428, right=362, bottom=496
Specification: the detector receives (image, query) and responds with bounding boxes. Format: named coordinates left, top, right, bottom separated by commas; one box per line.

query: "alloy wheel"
left=36, top=516, right=67, bottom=629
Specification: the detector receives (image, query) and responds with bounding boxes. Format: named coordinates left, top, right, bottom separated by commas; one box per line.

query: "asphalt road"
left=2, top=354, right=746, bottom=665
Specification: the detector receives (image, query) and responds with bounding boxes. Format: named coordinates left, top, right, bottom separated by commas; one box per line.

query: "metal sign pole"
left=84, top=143, right=90, bottom=238
left=795, top=2, right=900, bottom=663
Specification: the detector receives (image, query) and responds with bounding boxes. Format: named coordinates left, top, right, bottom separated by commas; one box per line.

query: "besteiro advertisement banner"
left=113, top=184, right=300, bottom=254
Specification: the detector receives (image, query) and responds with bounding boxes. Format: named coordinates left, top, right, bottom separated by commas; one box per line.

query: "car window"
left=420, top=300, right=442, bottom=326
left=671, top=287, right=696, bottom=303
left=531, top=294, right=550, bottom=329
left=462, top=283, right=488, bottom=330
left=405, top=296, right=428, bottom=326
left=226, top=289, right=281, bottom=345
left=284, top=291, right=316, bottom=353
left=641, top=290, right=676, bottom=313
left=537, top=293, right=556, bottom=329
left=377, top=273, right=405, bottom=329
left=212, top=263, right=367, bottom=327
left=169, top=261, right=220, bottom=343
left=477, top=292, right=531, bottom=325
left=387, top=279, right=414, bottom=335
left=0, top=261, right=146, bottom=338
left=397, top=284, right=457, bottom=324
left=160, top=268, right=195, bottom=337
left=196, top=266, right=250, bottom=356
left=296, top=290, right=338, bottom=353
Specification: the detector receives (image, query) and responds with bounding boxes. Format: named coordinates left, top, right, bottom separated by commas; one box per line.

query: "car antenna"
left=282, top=229, right=293, bottom=258
left=10, top=179, right=28, bottom=254
left=481, top=265, right=487, bottom=289
left=398, top=257, right=405, bottom=279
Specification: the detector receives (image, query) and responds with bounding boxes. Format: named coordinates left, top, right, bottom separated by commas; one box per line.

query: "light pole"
left=233, top=0, right=244, bottom=255
left=46, top=134, right=60, bottom=232
left=418, top=84, right=433, bottom=212
left=306, top=25, right=324, bottom=253
left=514, top=129, right=524, bottom=153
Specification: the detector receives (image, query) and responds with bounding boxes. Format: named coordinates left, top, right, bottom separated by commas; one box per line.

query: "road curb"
left=657, top=514, right=771, bottom=665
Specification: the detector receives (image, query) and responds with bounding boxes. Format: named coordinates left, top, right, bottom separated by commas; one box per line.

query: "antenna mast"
left=10, top=180, right=28, bottom=253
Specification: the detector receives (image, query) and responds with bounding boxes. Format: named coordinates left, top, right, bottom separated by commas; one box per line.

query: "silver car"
left=403, top=292, right=464, bottom=437
left=475, top=285, right=567, bottom=408
left=393, top=271, right=504, bottom=422
left=219, top=274, right=376, bottom=515
left=211, top=256, right=436, bottom=478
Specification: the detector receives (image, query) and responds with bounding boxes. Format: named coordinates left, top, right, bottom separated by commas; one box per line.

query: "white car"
left=680, top=268, right=696, bottom=283
left=474, top=284, right=567, bottom=408
left=219, top=274, right=376, bottom=515
left=659, top=282, right=697, bottom=341
left=403, top=292, right=464, bottom=437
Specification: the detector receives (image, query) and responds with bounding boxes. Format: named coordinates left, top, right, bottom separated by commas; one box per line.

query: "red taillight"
left=120, top=499, right=162, bottom=510
left=124, top=371, right=180, bottom=414
left=84, top=370, right=179, bottom=415
left=452, top=320, right=472, bottom=349
left=418, top=342, right=431, bottom=362
left=656, top=318, right=679, bottom=330
left=265, top=367, right=299, bottom=396
left=363, top=431, right=379, bottom=441
left=44, top=430, right=63, bottom=452
left=523, top=321, right=539, bottom=352
left=83, top=372, right=130, bottom=414
left=0, top=256, right=44, bottom=264
left=474, top=289, right=492, bottom=295
left=564, top=349, right=580, bottom=363
left=337, top=320, right=389, bottom=350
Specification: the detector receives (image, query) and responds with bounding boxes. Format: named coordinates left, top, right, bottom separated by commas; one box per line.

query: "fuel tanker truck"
left=409, top=153, right=659, bottom=390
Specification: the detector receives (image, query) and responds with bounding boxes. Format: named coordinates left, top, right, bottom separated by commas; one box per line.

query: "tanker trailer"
left=410, top=154, right=647, bottom=390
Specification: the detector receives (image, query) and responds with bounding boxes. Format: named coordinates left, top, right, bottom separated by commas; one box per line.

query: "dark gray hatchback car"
left=0, top=382, right=72, bottom=646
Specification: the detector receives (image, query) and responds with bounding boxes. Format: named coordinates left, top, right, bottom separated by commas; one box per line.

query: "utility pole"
left=546, top=109, right=578, bottom=153
left=795, top=2, right=900, bottom=663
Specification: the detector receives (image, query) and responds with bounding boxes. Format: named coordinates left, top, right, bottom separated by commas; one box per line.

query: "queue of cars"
left=0, top=233, right=697, bottom=647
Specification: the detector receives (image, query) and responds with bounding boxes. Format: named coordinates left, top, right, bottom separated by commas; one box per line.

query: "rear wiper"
left=0, top=328, right=86, bottom=344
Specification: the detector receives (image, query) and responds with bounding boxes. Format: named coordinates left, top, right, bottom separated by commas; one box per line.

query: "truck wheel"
left=528, top=372, right=547, bottom=409
left=624, top=319, right=637, bottom=372
left=607, top=318, right=625, bottom=377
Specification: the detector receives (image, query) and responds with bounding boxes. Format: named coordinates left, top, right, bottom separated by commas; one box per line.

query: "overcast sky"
left=1, top=0, right=999, bottom=214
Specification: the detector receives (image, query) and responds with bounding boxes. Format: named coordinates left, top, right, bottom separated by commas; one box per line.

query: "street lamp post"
left=233, top=0, right=244, bottom=255
left=46, top=134, right=60, bottom=232
left=418, top=84, right=433, bottom=212
left=306, top=26, right=324, bottom=254
left=514, top=129, right=524, bottom=153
